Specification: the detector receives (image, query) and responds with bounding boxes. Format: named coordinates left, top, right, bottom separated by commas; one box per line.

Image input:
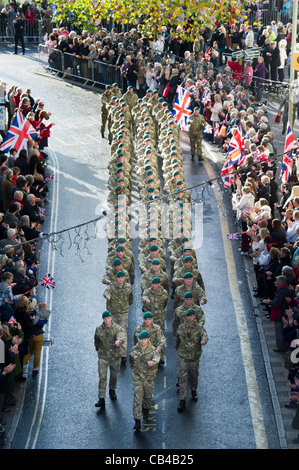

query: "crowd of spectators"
left=0, top=81, right=53, bottom=446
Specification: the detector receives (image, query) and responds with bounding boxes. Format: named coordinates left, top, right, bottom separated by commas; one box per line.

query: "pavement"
left=1, top=60, right=299, bottom=449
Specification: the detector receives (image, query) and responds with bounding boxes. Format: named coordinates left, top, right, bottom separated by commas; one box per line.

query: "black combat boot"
left=121, top=357, right=127, bottom=365
left=142, top=408, right=149, bottom=420
left=95, top=398, right=105, bottom=409
left=109, top=389, right=117, bottom=400
left=198, top=155, right=203, bottom=162
left=134, top=419, right=141, bottom=431
left=101, top=132, right=105, bottom=138
left=177, top=400, right=186, bottom=412
left=191, top=390, right=198, bottom=402
left=191, top=154, right=195, bottom=161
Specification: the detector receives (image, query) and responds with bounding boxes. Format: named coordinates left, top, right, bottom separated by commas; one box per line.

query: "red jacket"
left=228, top=60, right=242, bottom=81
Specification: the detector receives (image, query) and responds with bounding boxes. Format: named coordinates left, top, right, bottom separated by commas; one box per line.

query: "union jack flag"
left=205, top=47, right=210, bottom=60
left=202, top=92, right=211, bottom=105
left=227, top=122, right=245, bottom=167
left=43, top=175, right=54, bottom=183
left=214, top=123, right=220, bottom=138
left=39, top=273, right=56, bottom=290
left=221, top=156, right=235, bottom=188
left=280, top=122, right=297, bottom=183
left=227, top=233, right=241, bottom=240
left=0, top=110, right=38, bottom=154
left=8, top=316, right=17, bottom=326
left=204, top=123, right=213, bottom=134
left=39, top=207, right=45, bottom=217
left=172, top=86, right=192, bottom=130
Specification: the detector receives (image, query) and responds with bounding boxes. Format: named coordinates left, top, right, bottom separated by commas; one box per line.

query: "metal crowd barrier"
left=38, top=45, right=123, bottom=88
left=0, top=18, right=44, bottom=43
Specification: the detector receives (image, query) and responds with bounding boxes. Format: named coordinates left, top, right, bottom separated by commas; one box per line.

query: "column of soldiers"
left=95, top=84, right=209, bottom=430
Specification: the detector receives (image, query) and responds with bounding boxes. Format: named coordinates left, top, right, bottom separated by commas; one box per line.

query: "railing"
left=38, top=44, right=124, bottom=88
left=0, top=18, right=44, bottom=43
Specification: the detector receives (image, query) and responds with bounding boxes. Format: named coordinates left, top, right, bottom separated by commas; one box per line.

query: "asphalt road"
left=0, top=43, right=284, bottom=449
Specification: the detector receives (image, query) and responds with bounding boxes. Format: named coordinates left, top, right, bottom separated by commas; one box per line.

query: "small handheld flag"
left=39, top=273, right=56, bottom=290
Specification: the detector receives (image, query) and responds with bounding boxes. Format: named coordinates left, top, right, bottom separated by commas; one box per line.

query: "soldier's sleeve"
left=163, top=289, right=169, bottom=308
left=200, top=327, right=209, bottom=344
left=172, top=309, right=180, bottom=335
left=94, top=327, right=101, bottom=351
left=197, top=271, right=205, bottom=292
left=116, top=324, right=126, bottom=345
left=199, top=285, right=207, bottom=304
left=102, top=268, right=112, bottom=285
left=175, top=330, right=181, bottom=350
left=128, top=284, right=134, bottom=305
left=156, top=326, right=166, bottom=351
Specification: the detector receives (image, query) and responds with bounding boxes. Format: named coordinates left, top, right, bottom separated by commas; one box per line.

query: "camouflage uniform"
left=94, top=320, right=125, bottom=398
left=141, top=286, right=168, bottom=332
left=140, top=267, right=170, bottom=293
left=172, top=302, right=205, bottom=334
left=176, top=320, right=208, bottom=400
left=129, top=341, right=160, bottom=419
left=187, top=112, right=206, bottom=159
left=103, top=281, right=134, bottom=356
left=101, top=89, right=112, bottom=136
left=174, top=283, right=207, bottom=309
left=134, top=322, right=165, bottom=351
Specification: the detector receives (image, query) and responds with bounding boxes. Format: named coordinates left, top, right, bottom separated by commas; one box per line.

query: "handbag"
left=275, top=113, right=281, bottom=123
left=33, top=164, right=44, bottom=182
left=219, top=124, right=227, bottom=138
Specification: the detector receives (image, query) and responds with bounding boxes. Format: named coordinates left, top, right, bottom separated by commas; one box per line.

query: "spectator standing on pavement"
left=13, top=9, right=25, bottom=56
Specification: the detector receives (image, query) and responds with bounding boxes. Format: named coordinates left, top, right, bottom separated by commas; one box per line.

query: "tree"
left=53, top=0, right=248, bottom=39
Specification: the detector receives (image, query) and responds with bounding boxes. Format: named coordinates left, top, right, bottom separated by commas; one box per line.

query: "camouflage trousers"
left=189, top=134, right=203, bottom=157
left=112, top=312, right=129, bottom=357
left=98, top=358, right=120, bottom=398
left=132, top=379, right=155, bottom=419
left=100, top=111, right=108, bottom=134
left=177, top=357, right=200, bottom=400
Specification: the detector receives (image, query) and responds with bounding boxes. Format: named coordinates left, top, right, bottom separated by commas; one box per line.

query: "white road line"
left=24, top=146, right=60, bottom=449
left=203, top=155, right=268, bottom=449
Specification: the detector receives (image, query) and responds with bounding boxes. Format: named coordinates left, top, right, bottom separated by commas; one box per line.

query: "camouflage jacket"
left=133, top=322, right=165, bottom=350
left=187, top=113, right=206, bottom=135
left=176, top=320, right=208, bottom=360
left=103, top=280, right=134, bottom=314
left=172, top=303, right=206, bottom=334
left=174, top=283, right=207, bottom=309
left=94, top=321, right=125, bottom=361
left=142, top=286, right=168, bottom=315
left=129, top=341, right=160, bottom=382
left=140, top=267, right=170, bottom=292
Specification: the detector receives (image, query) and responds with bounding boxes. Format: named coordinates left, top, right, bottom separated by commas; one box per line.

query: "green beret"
left=148, top=226, right=157, bottom=232
left=176, top=180, right=183, bottom=185
left=102, top=310, right=112, bottom=318
left=117, top=194, right=125, bottom=200
left=111, top=96, right=117, bottom=100
left=183, top=245, right=193, bottom=251
left=138, top=330, right=150, bottom=339
left=112, top=83, right=118, bottom=87
left=181, top=237, right=189, bottom=243
left=116, top=270, right=125, bottom=278
left=149, top=244, right=159, bottom=251
left=147, top=187, right=154, bottom=193
left=113, top=258, right=122, bottom=266
left=148, top=236, right=157, bottom=242
left=162, top=102, right=168, bottom=106
left=184, top=291, right=193, bottom=298
left=158, top=97, right=164, bottom=102
left=184, top=256, right=193, bottom=262
left=146, top=170, right=154, bottom=176
left=145, top=149, right=152, bottom=154
left=143, top=311, right=153, bottom=319
left=173, top=170, right=180, bottom=176
left=152, top=258, right=161, bottom=265
left=194, top=107, right=199, bottom=111
left=152, top=277, right=161, bottom=284
left=115, top=185, right=122, bottom=191
left=186, top=308, right=195, bottom=316
left=116, top=168, right=123, bottom=174
left=153, top=89, right=158, bottom=93
left=117, top=237, right=126, bottom=243
left=117, top=178, right=124, bottom=183
left=116, top=245, right=125, bottom=252
left=183, top=272, right=193, bottom=279
left=105, top=84, right=112, bottom=89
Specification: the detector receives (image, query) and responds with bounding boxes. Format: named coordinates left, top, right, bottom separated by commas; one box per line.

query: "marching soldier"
left=101, top=84, right=113, bottom=139
left=94, top=311, right=125, bottom=410
left=103, top=270, right=134, bottom=363
left=102, top=258, right=130, bottom=285
left=174, top=272, right=207, bottom=309
left=140, top=258, right=169, bottom=293
left=129, top=330, right=160, bottom=430
left=176, top=309, right=208, bottom=412
left=142, top=277, right=168, bottom=332
left=133, top=312, right=165, bottom=362
left=172, top=291, right=206, bottom=335
left=187, top=107, right=206, bottom=162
